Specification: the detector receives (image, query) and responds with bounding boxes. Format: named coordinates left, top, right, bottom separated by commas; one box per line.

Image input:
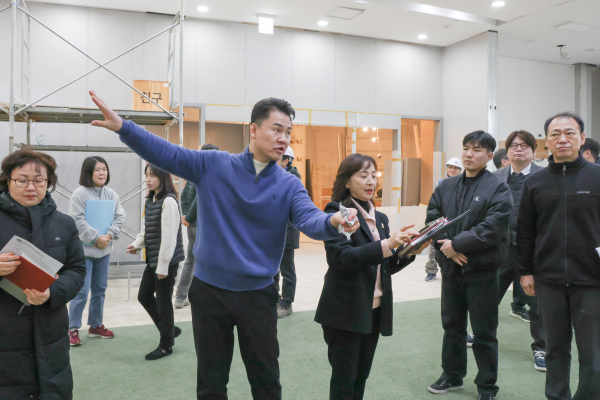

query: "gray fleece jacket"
left=68, top=186, right=126, bottom=259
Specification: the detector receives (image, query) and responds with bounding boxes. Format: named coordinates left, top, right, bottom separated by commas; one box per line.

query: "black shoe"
left=510, top=308, right=530, bottom=322
left=145, top=346, right=173, bottom=361
left=174, top=326, right=182, bottom=339
left=477, top=395, right=495, bottom=400
left=428, top=377, right=463, bottom=394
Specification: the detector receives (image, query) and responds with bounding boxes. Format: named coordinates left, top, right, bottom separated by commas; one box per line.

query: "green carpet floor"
left=71, top=296, right=579, bottom=399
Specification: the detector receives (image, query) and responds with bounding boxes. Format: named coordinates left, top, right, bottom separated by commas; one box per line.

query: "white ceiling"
left=26, top=0, right=600, bottom=64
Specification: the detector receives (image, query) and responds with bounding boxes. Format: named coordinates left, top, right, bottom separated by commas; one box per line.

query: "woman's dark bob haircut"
left=79, top=156, right=110, bottom=188
left=145, top=164, right=177, bottom=201
left=0, top=148, right=58, bottom=192
left=331, top=153, right=378, bottom=207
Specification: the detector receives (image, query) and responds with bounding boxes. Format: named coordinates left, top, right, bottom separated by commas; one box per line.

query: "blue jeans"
left=68, top=255, right=110, bottom=330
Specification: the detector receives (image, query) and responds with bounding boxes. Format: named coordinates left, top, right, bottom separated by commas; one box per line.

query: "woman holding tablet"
left=315, top=153, right=427, bottom=400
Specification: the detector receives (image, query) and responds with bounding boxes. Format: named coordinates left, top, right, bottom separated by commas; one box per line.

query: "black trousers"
left=441, top=270, right=499, bottom=396
left=497, top=245, right=528, bottom=310
left=498, top=246, right=546, bottom=351
left=322, top=307, right=381, bottom=400
left=273, top=248, right=296, bottom=307
left=188, top=277, right=281, bottom=400
left=138, top=263, right=178, bottom=350
left=535, top=281, right=600, bottom=400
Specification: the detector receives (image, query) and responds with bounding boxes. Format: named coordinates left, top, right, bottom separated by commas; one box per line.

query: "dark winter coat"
left=426, top=168, right=513, bottom=275
left=285, top=165, right=302, bottom=250
left=0, top=191, right=86, bottom=400
left=315, top=201, right=415, bottom=336
left=181, top=182, right=197, bottom=227
left=517, top=154, right=600, bottom=287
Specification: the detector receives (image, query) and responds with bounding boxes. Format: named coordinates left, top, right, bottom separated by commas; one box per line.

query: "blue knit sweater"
left=118, top=120, right=339, bottom=291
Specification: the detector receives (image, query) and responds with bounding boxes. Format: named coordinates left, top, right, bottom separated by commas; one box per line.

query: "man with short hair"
left=493, top=148, right=509, bottom=169
left=175, top=143, right=220, bottom=309
left=426, top=131, right=512, bottom=400
left=88, top=91, right=360, bottom=400
left=494, top=130, right=546, bottom=372
left=580, top=137, right=599, bottom=163
left=426, top=157, right=463, bottom=282
left=517, top=112, right=600, bottom=400
left=274, top=147, right=301, bottom=318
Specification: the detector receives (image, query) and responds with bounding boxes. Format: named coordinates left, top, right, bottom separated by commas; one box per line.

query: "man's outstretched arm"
left=89, top=90, right=210, bottom=185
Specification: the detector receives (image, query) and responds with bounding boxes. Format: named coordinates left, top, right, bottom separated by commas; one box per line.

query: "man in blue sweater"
left=89, top=90, right=359, bottom=399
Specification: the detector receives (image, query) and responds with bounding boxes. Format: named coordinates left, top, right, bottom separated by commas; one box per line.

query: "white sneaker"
left=174, top=299, right=190, bottom=309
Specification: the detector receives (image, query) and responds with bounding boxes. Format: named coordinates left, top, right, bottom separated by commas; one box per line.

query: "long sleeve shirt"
left=68, top=186, right=126, bottom=259
left=117, top=119, right=340, bottom=291
left=131, top=196, right=180, bottom=276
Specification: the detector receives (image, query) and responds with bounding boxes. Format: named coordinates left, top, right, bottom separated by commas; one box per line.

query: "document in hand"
left=396, top=210, right=470, bottom=260
left=85, top=200, right=115, bottom=245
left=0, top=236, right=63, bottom=305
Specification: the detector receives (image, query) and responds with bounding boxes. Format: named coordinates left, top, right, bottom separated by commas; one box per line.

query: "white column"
left=351, top=127, right=356, bottom=154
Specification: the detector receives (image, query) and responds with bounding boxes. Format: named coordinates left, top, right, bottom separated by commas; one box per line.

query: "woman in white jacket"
left=68, top=156, right=125, bottom=346
left=127, top=164, right=185, bottom=360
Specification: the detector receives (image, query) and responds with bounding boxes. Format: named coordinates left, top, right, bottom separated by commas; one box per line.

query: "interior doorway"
left=400, top=118, right=438, bottom=206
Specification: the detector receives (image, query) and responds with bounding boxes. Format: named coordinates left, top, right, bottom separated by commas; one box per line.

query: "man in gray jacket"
left=494, top=130, right=545, bottom=372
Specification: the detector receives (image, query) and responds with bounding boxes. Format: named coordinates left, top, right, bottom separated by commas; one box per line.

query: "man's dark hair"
left=581, top=138, right=600, bottom=162
left=544, top=112, right=585, bottom=136
left=505, top=130, right=537, bottom=152
left=79, top=156, right=110, bottom=188
left=201, top=143, right=219, bottom=151
left=463, top=130, right=496, bottom=154
left=251, top=98, right=295, bottom=126
left=145, top=164, right=177, bottom=201
left=493, top=149, right=508, bottom=169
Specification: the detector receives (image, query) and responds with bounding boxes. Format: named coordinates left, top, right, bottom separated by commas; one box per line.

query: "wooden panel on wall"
left=420, top=120, right=435, bottom=205
left=133, top=80, right=170, bottom=112
left=306, top=126, right=348, bottom=189
left=290, top=125, right=307, bottom=187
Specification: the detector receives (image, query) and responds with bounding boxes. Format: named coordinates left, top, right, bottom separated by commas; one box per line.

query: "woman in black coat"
left=0, top=149, right=86, bottom=400
left=315, top=153, right=427, bottom=400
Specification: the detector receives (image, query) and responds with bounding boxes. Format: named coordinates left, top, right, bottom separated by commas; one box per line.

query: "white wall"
left=442, top=33, right=489, bottom=161
left=0, top=3, right=443, bottom=117
left=0, top=2, right=443, bottom=262
left=498, top=57, right=575, bottom=141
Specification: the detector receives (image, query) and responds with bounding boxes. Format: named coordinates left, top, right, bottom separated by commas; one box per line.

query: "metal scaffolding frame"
left=1, top=0, right=187, bottom=240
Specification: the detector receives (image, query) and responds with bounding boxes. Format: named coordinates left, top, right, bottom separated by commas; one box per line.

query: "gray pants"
left=425, top=243, right=439, bottom=274
left=175, top=225, right=196, bottom=302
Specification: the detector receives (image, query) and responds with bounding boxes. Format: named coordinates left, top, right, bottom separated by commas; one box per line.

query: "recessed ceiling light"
left=318, top=21, right=328, bottom=26
left=197, top=6, right=208, bottom=12
left=492, top=1, right=505, bottom=7
left=418, top=34, right=427, bottom=39
left=257, top=14, right=276, bottom=35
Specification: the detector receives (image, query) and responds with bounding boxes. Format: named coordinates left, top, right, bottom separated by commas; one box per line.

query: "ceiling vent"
left=326, top=6, right=365, bottom=20
left=555, top=22, right=598, bottom=33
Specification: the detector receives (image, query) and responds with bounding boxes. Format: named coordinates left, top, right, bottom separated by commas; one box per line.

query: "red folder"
left=3, top=256, right=58, bottom=292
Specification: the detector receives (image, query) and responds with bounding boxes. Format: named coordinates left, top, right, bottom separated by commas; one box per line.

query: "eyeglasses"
left=508, top=143, right=530, bottom=150
left=11, top=178, right=48, bottom=188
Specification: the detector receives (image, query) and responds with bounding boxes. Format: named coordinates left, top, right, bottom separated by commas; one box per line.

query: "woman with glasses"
left=67, top=156, right=126, bottom=346
left=0, top=148, right=86, bottom=399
